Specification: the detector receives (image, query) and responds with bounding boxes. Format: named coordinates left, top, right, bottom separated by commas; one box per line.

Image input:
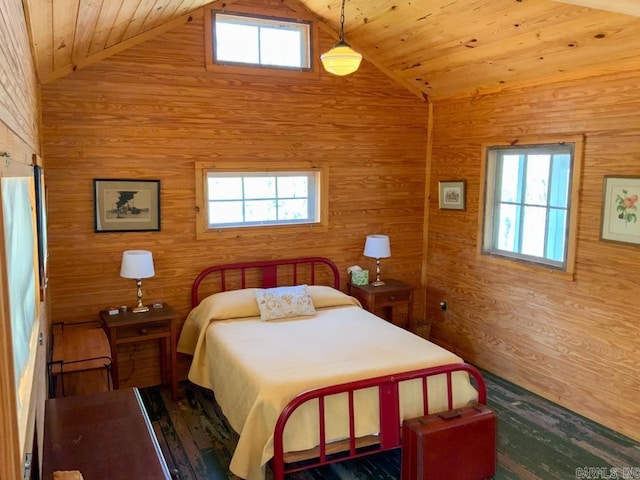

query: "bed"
left=177, top=257, right=486, bottom=480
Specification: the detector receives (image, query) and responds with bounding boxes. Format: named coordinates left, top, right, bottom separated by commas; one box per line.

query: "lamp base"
left=371, top=280, right=386, bottom=287
left=133, top=305, right=149, bottom=313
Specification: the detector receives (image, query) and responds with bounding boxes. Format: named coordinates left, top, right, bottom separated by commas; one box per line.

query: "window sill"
left=196, top=222, right=329, bottom=240
left=477, top=252, right=576, bottom=281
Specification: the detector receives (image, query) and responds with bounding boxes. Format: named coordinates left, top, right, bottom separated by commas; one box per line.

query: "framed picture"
left=438, top=180, right=465, bottom=210
left=94, top=179, right=161, bottom=232
left=600, top=176, right=640, bottom=245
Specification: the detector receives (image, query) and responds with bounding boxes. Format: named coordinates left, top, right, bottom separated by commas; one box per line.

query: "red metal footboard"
left=271, top=363, right=486, bottom=480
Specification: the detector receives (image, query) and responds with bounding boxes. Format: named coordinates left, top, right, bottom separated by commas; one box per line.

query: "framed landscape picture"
left=600, top=176, right=640, bottom=245
left=438, top=180, right=466, bottom=210
left=94, top=179, right=160, bottom=232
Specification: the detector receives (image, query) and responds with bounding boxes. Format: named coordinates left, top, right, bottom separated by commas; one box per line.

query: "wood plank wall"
left=0, top=0, right=45, bottom=477
left=0, top=0, right=39, bottom=151
left=427, top=70, right=640, bottom=442
left=40, top=6, right=430, bottom=386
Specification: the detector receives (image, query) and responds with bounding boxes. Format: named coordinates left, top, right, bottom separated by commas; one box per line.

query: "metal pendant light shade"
left=321, top=0, right=362, bottom=76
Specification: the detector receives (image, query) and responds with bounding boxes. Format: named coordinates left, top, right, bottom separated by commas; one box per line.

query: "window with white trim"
left=195, top=162, right=327, bottom=238
left=213, top=13, right=311, bottom=70
left=480, top=137, right=583, bottom=273
left=206, top=171, right=319, bottom=228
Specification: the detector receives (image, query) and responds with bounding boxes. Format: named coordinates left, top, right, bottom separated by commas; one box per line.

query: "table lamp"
left=363, top=234, right=391, bottom=286
left=120, top=250, right=155, bottom=313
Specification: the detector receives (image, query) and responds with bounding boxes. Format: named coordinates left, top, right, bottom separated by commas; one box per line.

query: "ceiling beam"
left=553, top=0, right=640, bottom=17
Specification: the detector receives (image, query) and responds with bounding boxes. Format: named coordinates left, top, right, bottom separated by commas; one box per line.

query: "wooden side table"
left=348, top=279, right=414, bottom=332
left=100, top=304, right=180, bottom=400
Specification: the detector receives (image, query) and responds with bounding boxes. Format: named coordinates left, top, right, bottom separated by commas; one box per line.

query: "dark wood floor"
left=139, top=370, right=640, bottom=479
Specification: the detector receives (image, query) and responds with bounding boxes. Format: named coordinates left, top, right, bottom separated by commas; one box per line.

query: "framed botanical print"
left=600, top=176, right=640, bottom=245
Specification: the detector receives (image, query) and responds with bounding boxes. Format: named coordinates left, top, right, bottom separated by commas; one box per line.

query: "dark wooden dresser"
left=42, top=387, right=172, bottom=479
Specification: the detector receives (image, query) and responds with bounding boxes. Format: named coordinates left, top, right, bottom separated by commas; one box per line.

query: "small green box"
left=351, top=270, right=369, bottom=286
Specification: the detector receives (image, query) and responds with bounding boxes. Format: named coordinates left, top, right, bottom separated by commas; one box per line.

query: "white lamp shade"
left=321, top=43, right=362, bottom=76
left=120, top=250, right=155, bottom=279
left=363, top=234, right=391, bottom=259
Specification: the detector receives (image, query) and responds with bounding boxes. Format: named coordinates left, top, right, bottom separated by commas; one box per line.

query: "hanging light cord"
left=339, top=0, right=346, bottom=44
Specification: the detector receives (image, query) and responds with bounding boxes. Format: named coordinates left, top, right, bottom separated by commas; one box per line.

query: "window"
left=210, top=12, right=311, bottom=70
left=195, top=162, right=328, bottom=238
left=480, top=137, right=583, bottom=274
left=215, top=14, right=310, bottom=69
left=207, top=171, right=318, bottom=227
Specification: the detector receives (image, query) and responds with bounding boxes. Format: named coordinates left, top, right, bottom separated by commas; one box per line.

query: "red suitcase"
left=401, top=404, right=496, bottom=480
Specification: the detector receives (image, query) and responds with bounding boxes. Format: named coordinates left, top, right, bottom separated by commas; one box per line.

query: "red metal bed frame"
left=190, top=257, right=487, bottom=480
left=191, top=256, right=340, bottom=307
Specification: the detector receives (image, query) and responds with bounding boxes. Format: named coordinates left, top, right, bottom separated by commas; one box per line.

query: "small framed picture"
left=600, top=176, right=640, bottom=245
left=438, top=180, right=465, bottom=210
left=94, top=179, right=161, bottom=232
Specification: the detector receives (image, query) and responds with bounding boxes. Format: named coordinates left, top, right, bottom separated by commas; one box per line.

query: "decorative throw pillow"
left=254, top=285, right=316, bottom=321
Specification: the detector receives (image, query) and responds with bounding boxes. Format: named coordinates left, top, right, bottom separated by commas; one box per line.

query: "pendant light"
left=321, top=0, right=362, bottom=76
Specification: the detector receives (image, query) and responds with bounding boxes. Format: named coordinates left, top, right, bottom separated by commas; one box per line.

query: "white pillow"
left=307, top=285, right=362, bottom=309
left=196, top=288, right=262, bottom=319
left=254, top=285, right=316, bottom=321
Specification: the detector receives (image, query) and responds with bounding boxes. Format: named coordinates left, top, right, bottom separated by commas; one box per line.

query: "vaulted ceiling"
left=22, top=0, right=640, bottom=100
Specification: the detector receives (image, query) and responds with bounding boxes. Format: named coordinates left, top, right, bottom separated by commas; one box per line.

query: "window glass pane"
left=496, top=203, right=518, bottom=251
left=209, top=177, right=242, bottom=200
left=2, top=177, right=37, bottom=388
left=277, top=176, right=308, bottom=198
left=549, top=154, right=571, bottom=208
left=546, top=208, right=567, bottom=262
left=524, top=155, right=550, bottom=206
left=278, top=199, right=307, bottom=220
left=205, top=170, right=320, bottom=228
left=260, top=28, right=302, bottom=67
left=244, top=177, right=275, bottom=199
left=483, top=142, right=577, bottom=270
left=216, top=23, right=259, bottom=63
left=499, top=154, right=521, bottom=203
left=245, top=199, right=276, bottom=222
left=209, top=200, right=243, bottom=224
left=521, top=206, right=546, bottom=257
left=213, top=13, right=309, bottom=69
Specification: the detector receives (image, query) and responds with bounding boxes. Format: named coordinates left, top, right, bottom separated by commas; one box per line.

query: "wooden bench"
left=42, top=387, right=174, bottom=479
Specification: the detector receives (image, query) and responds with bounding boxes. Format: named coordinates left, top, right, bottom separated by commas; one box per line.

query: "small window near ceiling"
left=480, top=136, right=583, bottom=276
left=211, top=12, right=311, bottom=70
left=195, top=162, right=328, bottom=239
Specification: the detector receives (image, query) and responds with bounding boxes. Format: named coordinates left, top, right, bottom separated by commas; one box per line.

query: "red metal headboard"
left=191, top=257, right=341, bottom=308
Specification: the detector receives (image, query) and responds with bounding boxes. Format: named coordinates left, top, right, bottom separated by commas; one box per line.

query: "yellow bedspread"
left=178, top=287, right=477, bottom=480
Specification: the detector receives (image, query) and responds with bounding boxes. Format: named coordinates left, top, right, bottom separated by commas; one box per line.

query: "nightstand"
left=348, top=279, right=414, bottom=332
left=100, top=304, right=180, bottom=400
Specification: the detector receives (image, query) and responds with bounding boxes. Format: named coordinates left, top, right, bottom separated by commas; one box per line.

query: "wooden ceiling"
left=22, top=0, right=640, bottom=100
